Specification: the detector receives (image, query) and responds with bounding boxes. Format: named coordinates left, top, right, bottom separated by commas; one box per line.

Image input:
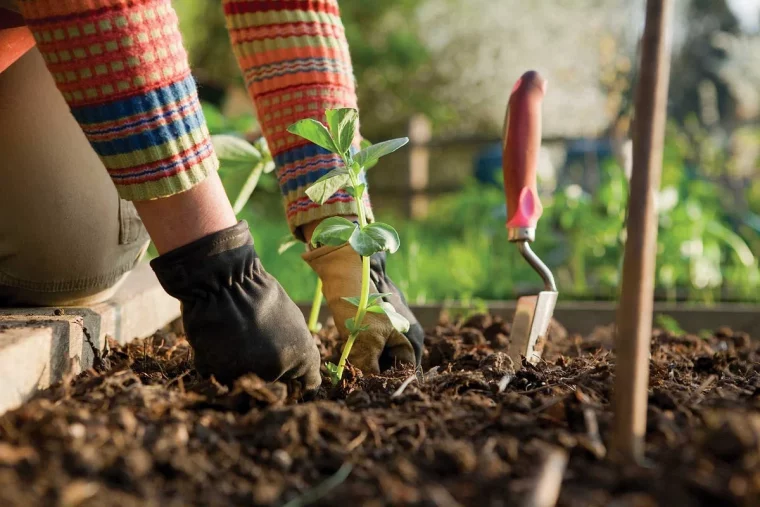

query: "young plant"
left=287, top=108, right=410, bottom=384
left=211, top=135, right=275, bottom=215
left=279, top=234, right=324, bottom=333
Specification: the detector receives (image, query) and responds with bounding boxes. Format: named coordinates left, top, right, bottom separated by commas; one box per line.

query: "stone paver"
left=0, top=263, right=179, bottom=415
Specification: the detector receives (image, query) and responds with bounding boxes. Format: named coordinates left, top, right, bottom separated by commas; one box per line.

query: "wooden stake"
left=611, top=0, right=673, bottom=463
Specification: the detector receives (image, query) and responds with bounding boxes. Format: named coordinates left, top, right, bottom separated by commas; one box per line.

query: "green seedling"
left=211, top=134, right=275, bottom=215
left=308, top=278, right=324, bottom=333
left=279, top=234, right=324, bottom=333
left=288, top=108, right=410, bottom=384
left=654, top=314, right=686, bottom=336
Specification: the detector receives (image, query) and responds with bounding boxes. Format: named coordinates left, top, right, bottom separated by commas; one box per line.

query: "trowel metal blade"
left=509, top=290, right=558, bottom=367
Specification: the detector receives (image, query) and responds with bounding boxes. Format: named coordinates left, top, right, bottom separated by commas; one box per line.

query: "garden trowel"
left=502, top=71, right=558, bottom=368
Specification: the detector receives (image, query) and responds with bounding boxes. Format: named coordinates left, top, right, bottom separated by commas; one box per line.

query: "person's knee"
left=0, top=49, right=150, bottom=305
left=0, top=204, right=149, bottom=306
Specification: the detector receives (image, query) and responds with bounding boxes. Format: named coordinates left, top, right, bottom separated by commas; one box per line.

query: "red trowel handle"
left=502, top=71, right=547, bottom=239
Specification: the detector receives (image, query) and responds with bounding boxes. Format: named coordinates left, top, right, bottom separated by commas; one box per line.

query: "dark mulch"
left=0, top=313, right=758, bottom=506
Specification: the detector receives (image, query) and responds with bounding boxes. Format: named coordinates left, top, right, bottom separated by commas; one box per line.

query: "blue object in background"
left=473, top=137, right=616, bottom=187
left=563, top=138, right=613, bottom=168
left=474, top=143, right=504, bottom=187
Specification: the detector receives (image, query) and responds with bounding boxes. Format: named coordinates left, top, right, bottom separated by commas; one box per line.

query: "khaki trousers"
left=0, top=48, right=150, bottom=306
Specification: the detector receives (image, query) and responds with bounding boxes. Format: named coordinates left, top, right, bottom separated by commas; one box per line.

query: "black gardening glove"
left=369, top=251, right=425, bottom=369
left=150, top=221, right=321, bottom=394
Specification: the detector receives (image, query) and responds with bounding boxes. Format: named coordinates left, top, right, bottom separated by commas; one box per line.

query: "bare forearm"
left=133, top=172, right=237, bottom=254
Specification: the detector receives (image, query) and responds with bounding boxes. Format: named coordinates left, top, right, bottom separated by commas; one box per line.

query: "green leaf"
left=211, top=135, right=268, bottom=215
left=358, top=139, right=379, bottom=170
left=348, top=222, right=401, bottom=256
left=325, top=108, right=359, bottom=155
left=349, top=159, right=363, bottom=177
left=325, top=362, right=340, bottom=385
left=287, top=119, right=338, bottom=153
left=211, top=134, right=262, bottom=168
left=202, top=103, right=228, bottom=135
left=232, top=164, right=264, bottom=215
left=341, top=292, right=392, bottom=307
left=252, top=138, right=276, bottom=174
left=278, top=235, right=300, bottom=255
left=345, top=183, right=366, bottom=199
left=311, top=216, right=358, bottom=247
left=706, top=220, right=755, bottom=267
left=354, top=138, right=409, bottom=170
left=345, top=318, right=370, bottom=334
left=366, top=302, right=410, bottom=333
left=305, top=169, right=351, bottom=205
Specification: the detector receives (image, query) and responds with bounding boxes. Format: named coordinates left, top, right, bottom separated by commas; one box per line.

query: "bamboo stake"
left=612, top=0, right=674, bottom=463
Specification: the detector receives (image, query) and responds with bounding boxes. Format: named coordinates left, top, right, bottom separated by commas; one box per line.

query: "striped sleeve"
left=223, top=0, right=373, bottom=234
left=17, top=0, right=218, bottom=201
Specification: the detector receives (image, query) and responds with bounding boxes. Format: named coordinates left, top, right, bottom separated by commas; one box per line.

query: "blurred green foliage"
left=173, top=0, right=760, bottom=305
left=338, top=2, right=453, bottom=138
left=205, top=101, right=760, bottom=304
left=173, top=0, right=241, bottom=89
left=173, top=1, right=452, bottom=138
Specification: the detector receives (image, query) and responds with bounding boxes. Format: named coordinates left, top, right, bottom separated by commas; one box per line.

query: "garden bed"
left=0, top=314, right=758, bottom=506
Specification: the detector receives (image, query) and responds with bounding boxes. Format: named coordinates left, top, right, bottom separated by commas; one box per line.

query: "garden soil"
left=0, top=313, right=758, bottom=507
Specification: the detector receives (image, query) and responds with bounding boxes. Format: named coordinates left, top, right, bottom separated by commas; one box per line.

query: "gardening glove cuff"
left=151, top=221, right=321, bottom=394
left=303, top=244, right=423, bottom=374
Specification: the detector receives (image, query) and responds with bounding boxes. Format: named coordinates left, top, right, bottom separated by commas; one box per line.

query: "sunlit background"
left=174, top=0, right=760, bottom=304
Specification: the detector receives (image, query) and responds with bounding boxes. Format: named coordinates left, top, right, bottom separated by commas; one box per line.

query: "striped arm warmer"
left=223, top=0, right=373, bottom=234
left=17, top=0, right=218, bottom=201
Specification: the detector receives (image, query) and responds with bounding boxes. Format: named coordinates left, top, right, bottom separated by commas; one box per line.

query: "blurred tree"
left=668, top=0, right=742, bottom=129
left=174, top=0, right=243, bottom=105
left=173, top=0, right=452, bottom=138
left=339, top=1, right=453, bottom=138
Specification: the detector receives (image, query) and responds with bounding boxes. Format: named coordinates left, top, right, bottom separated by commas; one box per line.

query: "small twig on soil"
left=522, top=446, right=568, bottom=507
left=530, top=395, right=568, bottom=415
left=166, top=369, right=191, bottom=391
left=424, top=366, right=440, bottom=381
left=426, top=484, right=464, bottom=507
left=364, top=417, right=382, bottom=448
left=521, top=382, right=567, bottom=395
left=345, top=431, right=367, bottom=452
left=498, top=374, right=513, bottom=393
left=391, top=373, right=418, bottom=398
left=282, top=463, right=353, bottom=507
left=689, top=374, right=717, bottom=404
left=411, top=420, right=427, bottom=452
left=583, top=407, right=607, bottom=459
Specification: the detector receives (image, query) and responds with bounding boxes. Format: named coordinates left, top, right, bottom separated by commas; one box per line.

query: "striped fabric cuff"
left=223, top=0, right=364, bottom=233
left=18, top=0, right=218, bottom=201
left=276, top=144, right=373, bottom=233
left=70, top=75, right=218, bottom=200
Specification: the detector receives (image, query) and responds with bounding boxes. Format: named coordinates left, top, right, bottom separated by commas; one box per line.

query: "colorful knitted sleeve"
left=223, top=0, right=373, bottom=235
left=17, top=0, right=218, bottom=201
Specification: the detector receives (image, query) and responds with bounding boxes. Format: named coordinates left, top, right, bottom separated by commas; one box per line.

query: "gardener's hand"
left=304, top=244, right=424, bottom=374
left=151, top=221, right=321, bottom=395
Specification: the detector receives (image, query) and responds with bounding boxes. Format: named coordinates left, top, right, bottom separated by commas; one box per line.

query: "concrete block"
left=0, top=263, right=180, bottom=415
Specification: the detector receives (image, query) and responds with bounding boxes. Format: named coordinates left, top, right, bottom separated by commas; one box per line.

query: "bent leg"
left=0, top=49, right=149, bottom=306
